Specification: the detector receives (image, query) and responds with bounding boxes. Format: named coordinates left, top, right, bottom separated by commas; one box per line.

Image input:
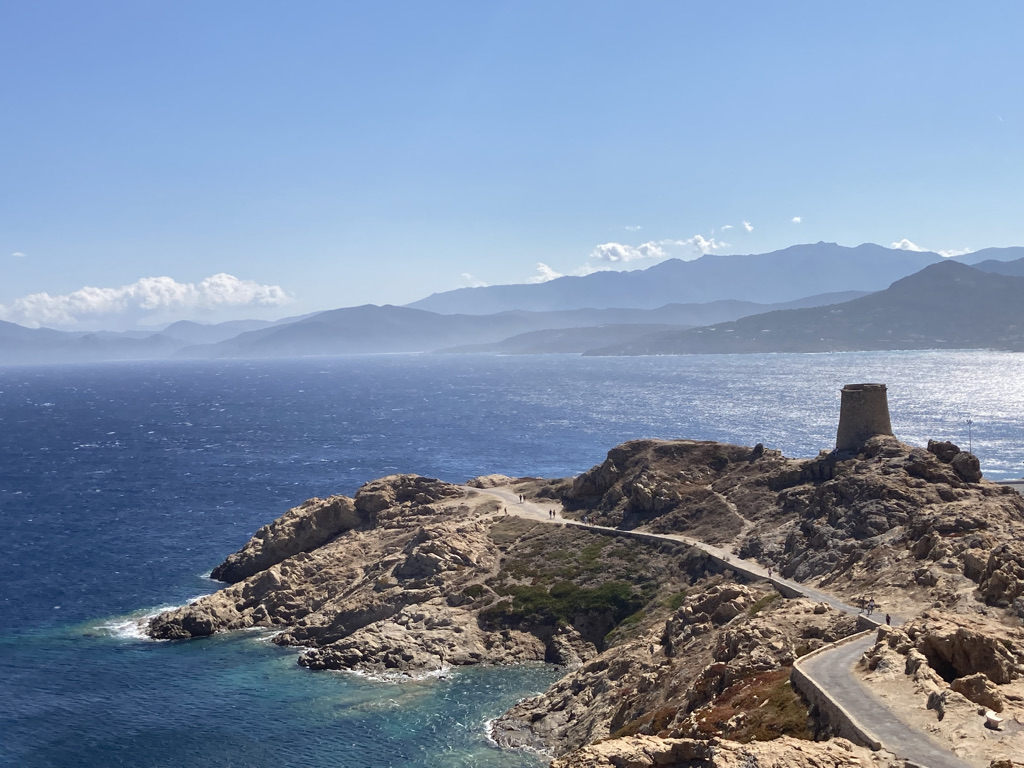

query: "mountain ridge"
left=587, top=259, right=1024, bottom=355
left=408, top=243, right=1024, bottom=315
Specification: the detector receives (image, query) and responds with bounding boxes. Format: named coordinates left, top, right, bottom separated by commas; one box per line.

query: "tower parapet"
left=835, top=383, right=893, bottom=452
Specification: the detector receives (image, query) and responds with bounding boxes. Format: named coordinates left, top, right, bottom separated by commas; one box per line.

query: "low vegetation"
left=689, top=668, right=812, bottom=742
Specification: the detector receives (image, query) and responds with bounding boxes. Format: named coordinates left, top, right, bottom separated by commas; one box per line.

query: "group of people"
left=858, top=596, right=892, bottom=624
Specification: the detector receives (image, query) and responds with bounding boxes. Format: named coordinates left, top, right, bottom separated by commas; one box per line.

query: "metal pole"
left=966, top=418, right=973, bottom=454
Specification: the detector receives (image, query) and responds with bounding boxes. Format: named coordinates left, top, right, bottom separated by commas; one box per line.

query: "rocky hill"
left=146, top=435, right=1024, bottom=767
left=589, top=260, right=1024, bottom=354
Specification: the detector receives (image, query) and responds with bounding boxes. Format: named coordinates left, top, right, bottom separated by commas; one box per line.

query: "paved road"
left=802, top=636, right=972, bottom=768
left=467, top=484, right=975, bottom=768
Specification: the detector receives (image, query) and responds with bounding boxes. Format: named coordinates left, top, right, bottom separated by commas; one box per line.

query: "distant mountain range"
left=406, top=242, right=1024, bottom=314
left=180, top=292, right=863, bottom=359
left=2, top=243, right=1023, bottom=364
left=586, top=260, right=1024, bottom=355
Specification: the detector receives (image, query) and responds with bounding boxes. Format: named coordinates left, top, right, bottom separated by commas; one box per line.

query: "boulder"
left=906, top=615, right=1022, bottom=685
left=950, top=672, right=1004, bottom=712
left=951, top=451, right=983, bottom=483
left=210, top=495, right=362, bottom=583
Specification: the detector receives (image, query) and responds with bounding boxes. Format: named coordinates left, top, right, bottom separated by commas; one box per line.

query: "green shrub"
left=461, top=584, right=486, bottom=600
left=663, top=589, right=689, bottom=611
left=480, top=580, right=645, bottom=630
left=747, top=593, right=781, bottom=617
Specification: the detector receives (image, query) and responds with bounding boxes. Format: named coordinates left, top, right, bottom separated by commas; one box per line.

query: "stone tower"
left=835, top=383, right=894, bottom=452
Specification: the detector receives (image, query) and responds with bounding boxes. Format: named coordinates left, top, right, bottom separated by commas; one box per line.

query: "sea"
left=2, top=351, right=1022, bottom=768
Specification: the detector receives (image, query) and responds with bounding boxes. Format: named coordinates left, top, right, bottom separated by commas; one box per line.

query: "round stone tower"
left=835, top=383, right=894, bottom=452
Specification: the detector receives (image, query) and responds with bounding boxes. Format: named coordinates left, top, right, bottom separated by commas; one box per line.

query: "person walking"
left=885, top=613, right=891, bottom=626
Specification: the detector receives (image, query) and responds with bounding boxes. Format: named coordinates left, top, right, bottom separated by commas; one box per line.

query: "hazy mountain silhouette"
left=0, top=320, right=185, bottom=364
left=587, top=261, right=1024, bottom=355
left=406, top=242, right=952, bottom=313
left=179, top=292, right=865, bottom=358
left=971, top=255, right=1024, bottom=278
left=3, top=245, right=1022, bottom=365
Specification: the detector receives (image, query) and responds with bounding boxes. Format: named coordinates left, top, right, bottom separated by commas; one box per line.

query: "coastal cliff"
left=148, top=436, right=1024, bottom=767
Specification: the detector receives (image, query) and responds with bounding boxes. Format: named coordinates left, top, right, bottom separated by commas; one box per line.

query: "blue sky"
left=2, top=1, right=1022, bottom=329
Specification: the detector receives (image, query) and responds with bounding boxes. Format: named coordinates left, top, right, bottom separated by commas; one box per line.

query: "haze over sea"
left=2, top=351, right=1022, bottom=768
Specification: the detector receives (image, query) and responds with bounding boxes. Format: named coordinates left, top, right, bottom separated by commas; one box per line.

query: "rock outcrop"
left=150, top=474, right=697, bottom=679
left=147, top=436, right=1024, bottom=767
left=210, top=494, right=364, bottom=583
left=493, top=585, right=858, bottom=756
left=561, top=437, right=1024, bottom=613
left=859, top=615, right=1024, bottom=765
left=551, top=735, right=900, bottom=768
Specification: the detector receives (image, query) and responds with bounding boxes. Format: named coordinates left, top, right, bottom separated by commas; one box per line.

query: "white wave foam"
left=484, top=718, right=552, bottom=758
left=95, top=596, right=209, bottom=642
left=340, top=664, right=456, bottom=684
left=96, top=608, right=164, bottom=641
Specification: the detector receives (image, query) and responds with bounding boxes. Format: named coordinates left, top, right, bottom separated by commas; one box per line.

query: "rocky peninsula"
left=148, top=429, right=1024, bottom=768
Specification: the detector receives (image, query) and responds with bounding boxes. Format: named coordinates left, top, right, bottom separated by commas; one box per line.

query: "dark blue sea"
left=2, top=351, right=1022, bottom=767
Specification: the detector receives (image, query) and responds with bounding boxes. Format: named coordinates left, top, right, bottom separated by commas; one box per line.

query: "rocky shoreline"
left=148, top=436, right=1024, bottom=767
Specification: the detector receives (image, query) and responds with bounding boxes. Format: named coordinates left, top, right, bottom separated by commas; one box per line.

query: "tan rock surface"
left=550, top=735, right=900, bottom=768
left=860, top=616, right=1024, bottom=767
left=493, top=586, right=859, bottom=756
left=210, top=494, right=364, bottom=583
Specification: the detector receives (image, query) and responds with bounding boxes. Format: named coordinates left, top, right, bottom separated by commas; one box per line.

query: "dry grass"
left=689, top=668, right=812, bottom=742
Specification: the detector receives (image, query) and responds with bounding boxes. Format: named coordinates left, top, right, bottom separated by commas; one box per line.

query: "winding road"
left=469, top=485, right=974, bottom=768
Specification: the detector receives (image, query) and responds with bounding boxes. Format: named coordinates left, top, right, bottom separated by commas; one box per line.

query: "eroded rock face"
left=564, top=440, right=790, bottom=544
left=550, top=735, right=900, bottom=768
left=565, top=437, right=1024, bottom=608
left=493, top=588, right=857, bottom=757
left=862, top=615, right=1024, bottom=717
left=354, top=474, right=465, bottom=524
left=210, top=495, right=364, bottom=583
left=904, top=613, right=1024, bottom=685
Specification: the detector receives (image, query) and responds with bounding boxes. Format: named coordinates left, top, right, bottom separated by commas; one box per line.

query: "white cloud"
left=11, top=252, right=25, bottom=258
left=742, top=221, right=754, bottom=232
left=720, top=224, right=734, bottom=231
left=791, top=216, right=802, bottom=224
left=662, top=235, right=729, bottom=257
left=624, top=225, right=642, bottom=231
left=461, top=272, right=488, bottom=288
left=590, top=236, right=727, bottom=266
left=528, top=263, right=564, bottom=283
left=0, top=273, right=292, bottom=329
left=589, top=241, right=669, bottom=263
left=891, top=238, right=926, bottom=252
left=890, top=239, right=973, bottom=258
left=937, top=247, right=973, bottom=258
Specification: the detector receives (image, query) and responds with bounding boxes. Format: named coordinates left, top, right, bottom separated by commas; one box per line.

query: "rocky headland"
left=147, top=434, right=1024, bottom=768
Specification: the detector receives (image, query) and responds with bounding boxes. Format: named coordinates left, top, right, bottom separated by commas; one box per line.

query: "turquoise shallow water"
left=1, top=351, right=1022, bottom=767
left=0, top=621, right=560, bottom=768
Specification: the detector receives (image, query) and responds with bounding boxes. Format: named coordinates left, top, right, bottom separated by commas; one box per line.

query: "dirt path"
left=465, top=484, right=973, bottom=768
